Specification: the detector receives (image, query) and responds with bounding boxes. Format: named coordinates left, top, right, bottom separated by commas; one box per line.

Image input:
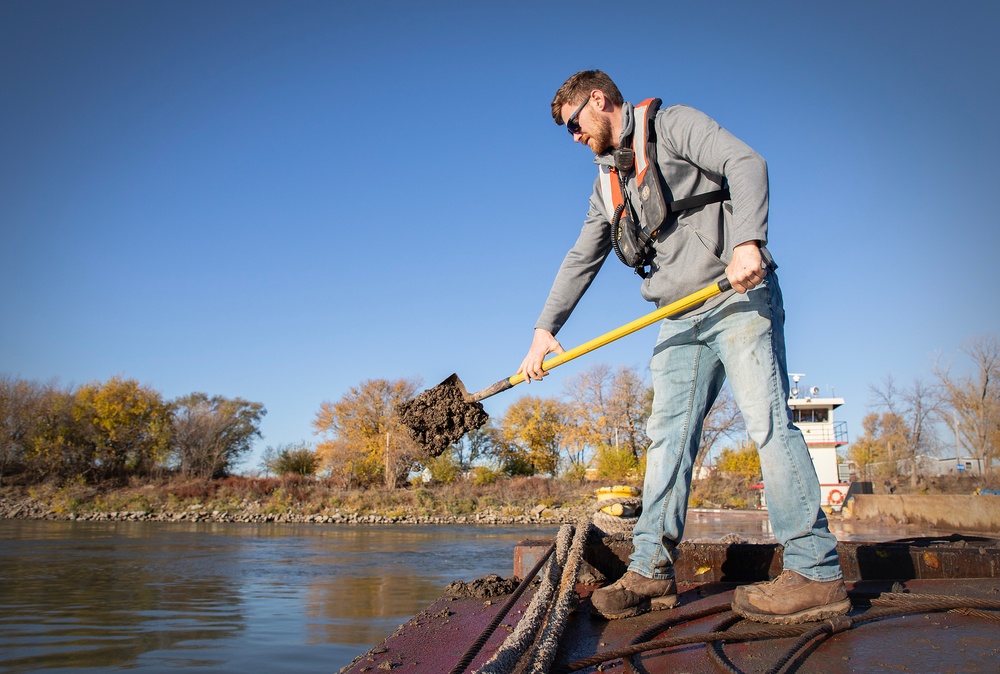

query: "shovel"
left=399, top=278, right=732, bottom=456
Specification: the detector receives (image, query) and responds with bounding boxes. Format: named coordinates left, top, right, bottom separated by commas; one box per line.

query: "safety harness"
left=599, top=98, right=730, bottom=277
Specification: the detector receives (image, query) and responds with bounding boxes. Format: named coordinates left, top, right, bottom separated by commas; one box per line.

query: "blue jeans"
left=629, top=271, right=842, bottom=582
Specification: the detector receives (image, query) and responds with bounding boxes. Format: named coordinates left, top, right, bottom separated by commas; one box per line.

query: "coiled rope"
left=590, top=495, right=642, bottom=538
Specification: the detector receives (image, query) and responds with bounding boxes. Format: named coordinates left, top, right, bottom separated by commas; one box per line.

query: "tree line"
left=849, top=335, right=1000, bottom=483
left=6, top=334, right=994, bottom=491
left=0, top=376, right=265, bottom=485
left=308, top=363, right=746, bottom=489
left=305, top=335, right=999, bottom=490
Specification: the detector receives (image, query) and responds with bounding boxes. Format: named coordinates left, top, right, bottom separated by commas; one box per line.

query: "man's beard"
left=586, top=113, right=614, bottom=155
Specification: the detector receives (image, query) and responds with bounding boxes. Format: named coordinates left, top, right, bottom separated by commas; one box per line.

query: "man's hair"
left=551, top=70, right=624, bottom=125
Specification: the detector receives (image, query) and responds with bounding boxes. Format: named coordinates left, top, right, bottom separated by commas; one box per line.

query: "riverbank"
left=3, top=473, right=995, bottom=529
left=0, top=496, right=589, bottom=525
left=0, top=477, right=598, bottom=526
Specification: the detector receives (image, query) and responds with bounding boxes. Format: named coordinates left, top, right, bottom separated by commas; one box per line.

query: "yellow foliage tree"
left=593, top=443, right=639, bottom=481
left=848, top=412, right=910, bottom=481
left=73, top=377, right=173, bottom=481
left=696, top=385, right=745, bottom=476
left=716, top=440, right=762, bottom=486
left=24, top=383, right=83, bottom=482
left=313, top=378, right=421, bottom=488
left=495, top=396, right=567, bottom=476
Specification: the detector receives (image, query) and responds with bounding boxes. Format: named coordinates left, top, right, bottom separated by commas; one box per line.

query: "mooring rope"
left=470, top=496, right=642, bottom=673
left=871, top=591, right=1000, bottom=610
left=523, top=516, right=592, bottom=674
left=448, top=540, right=556, bottom=674
left=474, top=524, right=574, bottom=674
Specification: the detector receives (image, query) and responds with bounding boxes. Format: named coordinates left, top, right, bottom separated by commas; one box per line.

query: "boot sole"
left=593, top=594, right=680, bottom=620
left=733, top=597, right=851, bottom=625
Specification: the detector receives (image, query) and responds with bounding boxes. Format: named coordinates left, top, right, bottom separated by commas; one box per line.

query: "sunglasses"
left=565, top=97, right=590, bottom=135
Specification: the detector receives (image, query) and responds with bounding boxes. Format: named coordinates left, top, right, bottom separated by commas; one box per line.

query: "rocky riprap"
left=0, top=498, right=583, bottom=526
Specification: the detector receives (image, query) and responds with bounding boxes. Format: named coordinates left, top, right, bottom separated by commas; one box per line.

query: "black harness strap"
left=667, top=188, right=730, bottom=214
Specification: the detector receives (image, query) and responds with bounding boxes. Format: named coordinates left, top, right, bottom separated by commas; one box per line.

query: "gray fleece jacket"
left=535, top=102, right=774, bottom=336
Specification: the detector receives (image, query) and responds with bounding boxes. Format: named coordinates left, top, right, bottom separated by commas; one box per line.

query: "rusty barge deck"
left=343, top=534, right=1000, bottom=673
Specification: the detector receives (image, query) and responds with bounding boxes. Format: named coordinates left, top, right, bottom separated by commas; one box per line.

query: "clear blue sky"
left=3, top=1, right=998, bottom=471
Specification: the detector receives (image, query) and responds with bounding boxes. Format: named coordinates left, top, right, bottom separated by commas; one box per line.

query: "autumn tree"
left=494, top=396, right=567, bottom=476
left=562, top=364, right=650, bottom=465
left=707, top=439, right=763, bottom=509
left=848, top=412, right=910, bottom=481
left=592, top=442, right=639, bottom=481
left=262, top=442, right=318, bottom=477
left=171, top=393, right=266, bottom=479
left=0, top=377, right=48, bottom=483
left=560, top=364, right=743, bottom=479
left=425, top=448, right=462, bottom=484
left=716, top=440, right=762, bottom=486
left=934, top=335, right=1000, bottom=474
left=869, top=374, right=940, bottom=486
left=72, top=377, right=173, bottom=482
left=560, top=415, right=593, bottom=482
left=695, top=385, right=745, bottom=477
left=18, top=383, right=85, bottom=482
left=313, top=378, right=421, bottom=489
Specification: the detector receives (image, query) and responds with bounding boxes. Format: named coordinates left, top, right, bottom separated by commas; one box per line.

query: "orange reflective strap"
left=598, top=165, right=624, bottom=221
left=632, top=98, right=656, bottom=184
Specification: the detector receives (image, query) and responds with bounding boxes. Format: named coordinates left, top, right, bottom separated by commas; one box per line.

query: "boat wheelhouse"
left=760, top=374, right=851, bottom=511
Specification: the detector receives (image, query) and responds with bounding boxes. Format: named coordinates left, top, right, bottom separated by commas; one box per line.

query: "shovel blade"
left=397, top=374, right=489, bottom=458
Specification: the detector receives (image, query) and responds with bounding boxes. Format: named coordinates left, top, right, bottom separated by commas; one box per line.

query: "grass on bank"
left=5, top=475, right=610, bottom=519
left=3, top=471, right=996, bottom=520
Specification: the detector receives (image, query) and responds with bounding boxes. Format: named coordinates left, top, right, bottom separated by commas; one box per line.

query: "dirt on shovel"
left=397, top=374, right=489, bottom=458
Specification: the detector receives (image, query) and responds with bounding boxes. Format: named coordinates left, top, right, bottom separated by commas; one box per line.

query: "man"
left=517, top=70, right=849, bottom=625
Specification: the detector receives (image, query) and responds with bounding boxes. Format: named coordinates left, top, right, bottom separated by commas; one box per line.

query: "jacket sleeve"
left=658, top=105, right=769, bottom=249
left=534, top=179, right=613, bottom=336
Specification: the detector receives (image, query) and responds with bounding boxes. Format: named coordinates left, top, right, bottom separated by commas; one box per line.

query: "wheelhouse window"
left=793, top=408, right=828, bottom=423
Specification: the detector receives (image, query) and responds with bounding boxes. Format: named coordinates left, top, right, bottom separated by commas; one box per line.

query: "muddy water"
left=0, top=515, right=965, bottom=673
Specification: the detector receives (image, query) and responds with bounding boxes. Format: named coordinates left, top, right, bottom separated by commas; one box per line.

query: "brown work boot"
left=590, top=570, right=679, bottom=619
left=732, top=570, right=851, bottom=624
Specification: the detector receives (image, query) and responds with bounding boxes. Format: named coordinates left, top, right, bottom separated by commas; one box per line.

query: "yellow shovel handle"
left=507, top=278, right=731, bottom=387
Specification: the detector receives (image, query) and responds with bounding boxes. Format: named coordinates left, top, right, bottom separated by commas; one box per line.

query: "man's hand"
left=726, top=241, right=767, bottom=294
left=517, top=329, right=565, bottom=382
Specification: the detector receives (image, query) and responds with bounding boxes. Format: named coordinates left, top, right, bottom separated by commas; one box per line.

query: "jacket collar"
left=594, top=101, right=635, bottom=167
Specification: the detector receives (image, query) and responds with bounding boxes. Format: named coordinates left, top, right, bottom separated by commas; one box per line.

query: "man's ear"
left=591, top=89, right=608, bottom=111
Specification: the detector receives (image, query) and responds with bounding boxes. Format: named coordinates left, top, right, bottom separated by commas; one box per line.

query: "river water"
left=0, top=514, right=963, bottom=673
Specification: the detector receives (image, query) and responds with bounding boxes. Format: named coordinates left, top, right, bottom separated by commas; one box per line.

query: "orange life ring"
left=828, top=489, right=844, bottom=505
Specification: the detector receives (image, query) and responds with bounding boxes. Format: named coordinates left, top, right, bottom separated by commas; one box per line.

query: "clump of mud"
left=444, top=574, right=520, bottom=599
left=398, top=376, right=489, bottom=457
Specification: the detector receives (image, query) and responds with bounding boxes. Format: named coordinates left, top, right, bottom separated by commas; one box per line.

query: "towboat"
left=772, top=376, right=853, bottom=513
